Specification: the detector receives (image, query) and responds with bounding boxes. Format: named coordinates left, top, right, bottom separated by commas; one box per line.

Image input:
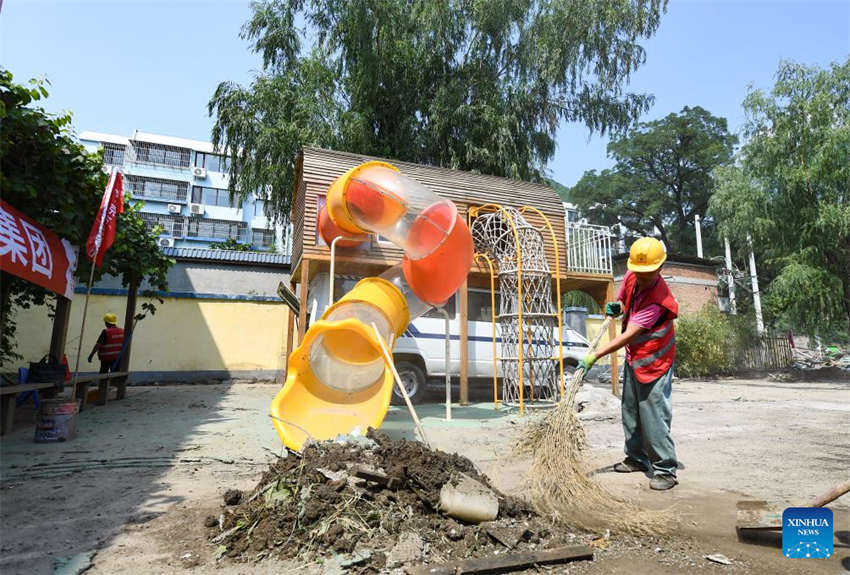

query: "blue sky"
left=2, top=0, right=848, bottom=188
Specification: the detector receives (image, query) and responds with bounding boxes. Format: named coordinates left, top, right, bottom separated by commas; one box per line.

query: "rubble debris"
left=704, top=553, right=732, bottom=565
left=222, top=489, right=242, bottom=506
left=792, top=347, right=850, bottom=371
left=207, top=430, right=592, bottom=570
left=386, top=532, right=423, bottom=568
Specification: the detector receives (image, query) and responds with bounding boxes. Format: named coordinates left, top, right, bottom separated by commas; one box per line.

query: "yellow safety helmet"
left=104, top=313, right=118, bottom=324
left=627, top=237, right=667, bottom=272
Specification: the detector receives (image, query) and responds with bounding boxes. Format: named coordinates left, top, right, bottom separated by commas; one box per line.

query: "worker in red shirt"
left=88, top=313, right=125, bottom=374
left=578, top=237, right=680, bottom=490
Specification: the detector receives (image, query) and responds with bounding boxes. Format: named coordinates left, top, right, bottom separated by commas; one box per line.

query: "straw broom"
left=521, top=317, right=675, bottom=535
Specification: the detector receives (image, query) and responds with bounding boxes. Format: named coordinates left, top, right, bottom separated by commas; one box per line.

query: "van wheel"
left=391, top=361, right=426, bottom=405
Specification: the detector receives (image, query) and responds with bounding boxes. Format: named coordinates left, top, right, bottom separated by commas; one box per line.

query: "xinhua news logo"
left=782, top=507, right=833, bottom=559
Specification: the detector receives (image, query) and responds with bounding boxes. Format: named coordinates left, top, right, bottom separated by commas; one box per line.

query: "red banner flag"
left=86, top=168, right=124, bottom=268
left=0, top=200, right=79, bottom=299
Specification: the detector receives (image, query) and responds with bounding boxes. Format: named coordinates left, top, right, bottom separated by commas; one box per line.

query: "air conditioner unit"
left=167, top=203, right=181, bottom=214
left=190, top=203, right=205, bottom=216
left=192, top=166, right=207, bottom=179
left=158, top=237, right=175, bottom=248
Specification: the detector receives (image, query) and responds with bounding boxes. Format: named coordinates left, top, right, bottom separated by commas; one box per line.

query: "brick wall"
left=613, top=255, right=719, bottom=315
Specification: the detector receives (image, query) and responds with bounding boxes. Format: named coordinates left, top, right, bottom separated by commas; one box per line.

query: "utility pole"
left=747, top=234, right=764, bottom=335
left=695, top=214, right=704, bottom=258
left=724, top=236, right=737, bottom=315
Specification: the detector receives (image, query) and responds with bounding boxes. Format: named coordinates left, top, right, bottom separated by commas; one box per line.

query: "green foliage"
left=675, top=306, right=737, bottom=377
left=561, top=290, right=601, bottom=314
left=209, top=237, right=252, bottom=252
left=709, top=58, right=850, bottom=334
left=570, top=106, right=737, bottom=255
left=0, top=69, right=173, bottom=365
left=210, top=0, right=668, bottom=224
left=545, top=178, right=572, bottom=202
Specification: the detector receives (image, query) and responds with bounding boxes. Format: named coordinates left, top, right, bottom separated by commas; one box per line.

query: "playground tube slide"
left=271, top=162, right=473, bottom=450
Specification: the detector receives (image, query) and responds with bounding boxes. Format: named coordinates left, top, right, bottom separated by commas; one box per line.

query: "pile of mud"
left=207, top=431, right=586, bottom=571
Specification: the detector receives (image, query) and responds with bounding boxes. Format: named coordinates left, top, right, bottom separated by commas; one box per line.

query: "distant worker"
left=88, top=313, right=125, bottom=374
left=577, top=237, right=680, bottom=491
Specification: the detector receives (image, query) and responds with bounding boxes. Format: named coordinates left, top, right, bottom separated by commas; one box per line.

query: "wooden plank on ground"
left=354, top=468, right=402, bottom=489
left=407, top=544, right=594, bottom=575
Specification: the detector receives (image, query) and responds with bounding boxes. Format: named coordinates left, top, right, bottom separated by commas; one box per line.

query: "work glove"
left=577, top=353, right=597, bottom=373
left=605, top=302, right=622, bottom=317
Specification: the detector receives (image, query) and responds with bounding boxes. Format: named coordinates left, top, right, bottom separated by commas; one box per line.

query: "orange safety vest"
left=621, top=271, right=678, bottom=383
left=98, top=326, right=125, bottom=362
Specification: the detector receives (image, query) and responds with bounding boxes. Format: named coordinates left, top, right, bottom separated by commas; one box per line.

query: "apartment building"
left=79, top=130, right=291, bottom=253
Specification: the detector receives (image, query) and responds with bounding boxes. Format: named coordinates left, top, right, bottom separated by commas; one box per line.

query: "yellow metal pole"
left=520, top=206, right=565, bottom=398
left=474, top=253, right=498, bottom=410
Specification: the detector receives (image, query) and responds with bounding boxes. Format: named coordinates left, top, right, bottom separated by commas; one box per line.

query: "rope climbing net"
left=470, top=207, right=560, bottom=407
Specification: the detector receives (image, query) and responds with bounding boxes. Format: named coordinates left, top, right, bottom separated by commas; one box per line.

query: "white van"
left=306, top=275, right=591, bottom=404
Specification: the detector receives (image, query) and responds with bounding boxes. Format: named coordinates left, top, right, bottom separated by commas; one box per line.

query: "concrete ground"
left=0, top=376, right=848, bottom=574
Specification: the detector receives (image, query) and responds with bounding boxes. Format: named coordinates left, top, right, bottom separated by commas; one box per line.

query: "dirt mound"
left=207, top=431, right=586, bottom=571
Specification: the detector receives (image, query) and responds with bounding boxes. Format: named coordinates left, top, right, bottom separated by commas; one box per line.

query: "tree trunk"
left=119, top=280, right=138, bottom=374
left=0, top=272, right=13, bottom=362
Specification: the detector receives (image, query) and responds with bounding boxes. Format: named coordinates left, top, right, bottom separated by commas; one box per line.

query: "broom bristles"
left=521, top=371, right=676, bottom=536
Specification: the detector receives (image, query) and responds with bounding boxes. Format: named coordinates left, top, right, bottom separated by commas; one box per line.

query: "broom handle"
left=588, top=316, right=613, bottom=353
left=570, top=316, right=613, bottom=389
left=810, top=479, right=850, bottom=508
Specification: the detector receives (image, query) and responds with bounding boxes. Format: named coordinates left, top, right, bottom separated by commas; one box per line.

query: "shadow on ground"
left=0, top=384, right=278, bottom=575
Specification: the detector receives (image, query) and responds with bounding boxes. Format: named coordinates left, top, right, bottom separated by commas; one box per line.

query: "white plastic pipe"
left=695, top=214, right=703, bottom=258
left=724, top=236, right=737, bottom=315
left=437, top=307, right=451, bottom=421
left=747, top=234, right=764, bottom=335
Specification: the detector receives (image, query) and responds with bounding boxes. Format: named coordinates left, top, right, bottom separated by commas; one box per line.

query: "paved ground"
left=1, top=376, right=848, bottom=574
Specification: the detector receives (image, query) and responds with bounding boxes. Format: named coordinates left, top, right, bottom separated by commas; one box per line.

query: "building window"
left=194, top=152, right=230, bottom=173
left=187, top=218, right=247, bottom=242
left=468, top=290, right=499, bottom=322
left=139, top=213, right=184, bottom=237
left=566, top=209, right=580, bottom=223
left=191, top=185, right=240, bottom=208
left=252, top=228, right=275, bottom=250
left=130, top=141, right=191, bottom=168
left=126, top=175, right=188, bottom=202
left=103, top=143, right=125, bottom=166
left=254, top=199, right=266, bottom=217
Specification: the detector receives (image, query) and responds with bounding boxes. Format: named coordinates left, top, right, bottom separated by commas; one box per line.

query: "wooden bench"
left=0, top=371, right=130, bottom=435
left=0, top=382, right=59, bottom=435
left=72, top=371, right=130, bottom=412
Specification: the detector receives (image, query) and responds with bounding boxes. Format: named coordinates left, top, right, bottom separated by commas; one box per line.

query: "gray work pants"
left=621, top=363, right=678, bottom=477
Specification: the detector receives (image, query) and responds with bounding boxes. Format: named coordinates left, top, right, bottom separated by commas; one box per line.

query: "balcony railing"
left=566, top=221, right=613, bottom=275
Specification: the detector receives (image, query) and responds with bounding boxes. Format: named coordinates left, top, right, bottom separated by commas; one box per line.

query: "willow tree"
left=710, top=59, right=850, bottom=336
left=210, top=0, right=668, bottom=223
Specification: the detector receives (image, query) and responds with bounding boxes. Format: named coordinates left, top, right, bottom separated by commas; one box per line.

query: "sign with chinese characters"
left=0, top=200, right=78, bottom=299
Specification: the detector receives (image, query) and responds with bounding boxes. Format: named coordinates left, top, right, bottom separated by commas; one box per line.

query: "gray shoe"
left=613, top=459, right=647, bottom=473
left=649, top=475, right=678, bottom=490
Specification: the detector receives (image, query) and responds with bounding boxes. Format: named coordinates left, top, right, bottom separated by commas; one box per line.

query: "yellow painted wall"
left=4, top=295, right=289, bottom=375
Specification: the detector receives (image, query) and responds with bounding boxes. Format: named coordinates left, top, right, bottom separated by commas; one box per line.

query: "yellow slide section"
left=270, top=162, right=473, bottom=451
